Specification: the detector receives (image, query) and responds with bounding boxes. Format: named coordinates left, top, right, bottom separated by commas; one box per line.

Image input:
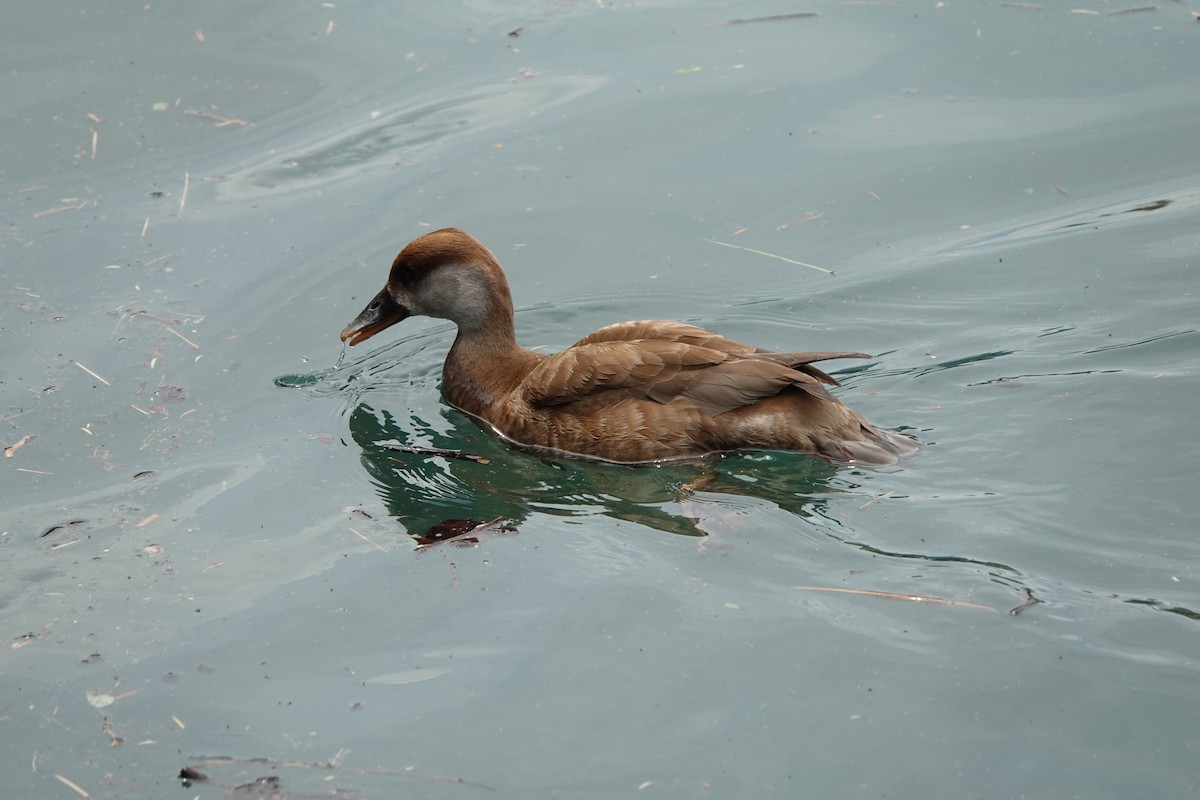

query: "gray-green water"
left=3, top=2, right=1198, bottom=798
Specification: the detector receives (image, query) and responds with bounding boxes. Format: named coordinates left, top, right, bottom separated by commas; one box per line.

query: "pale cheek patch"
left=413, top=265, right=491, bottom=329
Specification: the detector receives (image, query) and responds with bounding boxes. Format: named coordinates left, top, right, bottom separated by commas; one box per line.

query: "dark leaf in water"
left=413, top=517, right=516, bottom=547
left=421, top=519, right=483, bottom=542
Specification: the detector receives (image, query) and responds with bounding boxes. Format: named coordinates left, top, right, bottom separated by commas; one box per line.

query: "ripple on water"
left=217, top=74, right=607, bottom=202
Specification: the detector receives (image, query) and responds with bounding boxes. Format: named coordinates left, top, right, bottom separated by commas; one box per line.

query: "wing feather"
left=525, top=326, right=871, bottom=416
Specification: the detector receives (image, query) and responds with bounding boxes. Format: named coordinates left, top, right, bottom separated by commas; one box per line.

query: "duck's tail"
left=819, top=423, right=920, bottom=466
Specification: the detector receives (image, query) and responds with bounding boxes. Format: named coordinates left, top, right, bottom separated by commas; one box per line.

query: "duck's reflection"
left=347, top=402, right=848, bottom=544
left=345, top=403, right=1096, bottom=618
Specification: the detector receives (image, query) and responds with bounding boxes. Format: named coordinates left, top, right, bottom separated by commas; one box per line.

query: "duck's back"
left=473, top=320, right=916, bottom=465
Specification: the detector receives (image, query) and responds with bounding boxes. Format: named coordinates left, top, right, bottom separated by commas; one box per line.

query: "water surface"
left=2, top=2, right=1198, bottom=798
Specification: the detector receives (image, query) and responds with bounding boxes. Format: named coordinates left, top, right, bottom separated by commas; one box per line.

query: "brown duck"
left=341, top=228, right=916, bottom=465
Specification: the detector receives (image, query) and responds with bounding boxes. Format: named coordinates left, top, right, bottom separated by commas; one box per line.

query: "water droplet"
left=274, top=373, right=319, bottom=388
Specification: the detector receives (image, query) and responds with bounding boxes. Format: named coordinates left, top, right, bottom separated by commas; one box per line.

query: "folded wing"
left=524, top=321, right=871, bottom=416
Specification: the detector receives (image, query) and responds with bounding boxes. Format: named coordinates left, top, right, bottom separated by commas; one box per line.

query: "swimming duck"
left=341, top=228, right=916, bottom=465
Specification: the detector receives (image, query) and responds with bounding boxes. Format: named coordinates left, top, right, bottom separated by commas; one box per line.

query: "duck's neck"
left=442, top=304, right=541, bottom=418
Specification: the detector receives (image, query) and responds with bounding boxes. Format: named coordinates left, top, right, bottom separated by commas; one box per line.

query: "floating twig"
left=706, top=238, right=835, bottom=275
left=709, top=12, right=818, bottom=26
left=12, top=622, right=55, bottom=650
left=4, top=434, right=34, bottom=458
left=182, top=109, right=250, bottom=127
left=54, top=775, right=90, bottom=798
left=794, top=585, right=998, bottom=612
left=163, top=325, right=200, bottom=349
left=382, top=443, right=490, bottom=464
left=776, top=212, right=823, bottom=230
left=33, top=201, right=87, bottom=219
left=1106, top=5, right=1157, bottom=14
left=178, top=172, right=189, bottom=216
left=141, top=252, right=179, bottom=268
left=858, top=490, right=894, bottom=509
left=1009, top=588, right=1041, bottom=616
left=123, top=311, right=203, bottom=348
left=347, top=526, right=388, bottom=553
left=126, top=307, right=205, bottom=325
left=441, top=550, right=460, bottom=588
left=73, top=361, right=111, bottom=386
left=102, top=722, right=125, bottom=747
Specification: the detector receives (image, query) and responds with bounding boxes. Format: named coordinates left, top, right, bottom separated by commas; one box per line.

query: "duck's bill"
left=340, top=288, right=409, bottom=346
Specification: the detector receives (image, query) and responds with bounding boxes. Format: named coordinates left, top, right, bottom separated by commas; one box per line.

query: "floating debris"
left=102, top=722, right=125, bottom=747
left=381, top=443, right=490, bottom=464
left=54, top=775, right=90, bottom=798
left=706, top=238, right=835, bottom=275
left=347, top=527, right=388, bottom=553
left=1009, top=588, right=1042, bottom=616
left=86, top=689, right=116, bottom=709
left=73, top=361, right=111, bottom=386
left=413, top=517, right=515, bottom=548
left=794, top=586, right=997, bottom=612
left=4, top=434, right=34, bottom=458
left=709, top=12, right=818, bottom=26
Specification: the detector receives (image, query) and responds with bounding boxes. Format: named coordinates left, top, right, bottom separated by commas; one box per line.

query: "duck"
left=340, top=228, right=917, bottom=465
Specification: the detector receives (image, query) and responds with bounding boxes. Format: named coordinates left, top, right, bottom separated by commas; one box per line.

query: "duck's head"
left=340, top=227, right=512, bottom=346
